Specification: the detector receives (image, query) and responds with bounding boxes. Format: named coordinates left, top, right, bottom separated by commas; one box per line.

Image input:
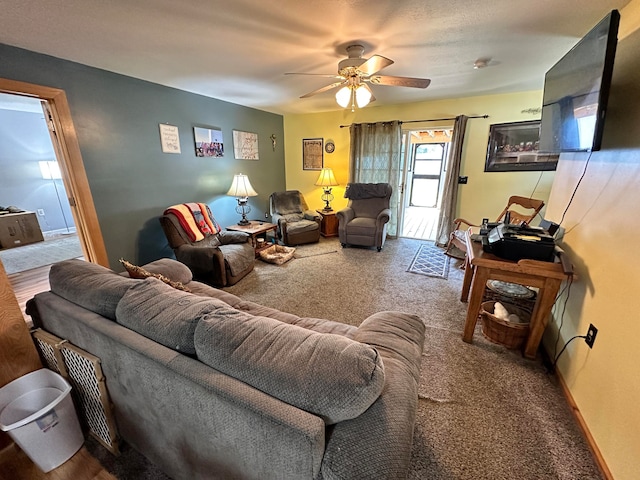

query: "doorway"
left=399, top=128, right=452, bottom=241
left=0, top=92, right=81, bottom=274
left=0, top=77, right=107, bottom=266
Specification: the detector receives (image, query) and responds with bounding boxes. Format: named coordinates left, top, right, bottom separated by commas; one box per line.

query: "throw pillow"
left=115, top=277, right=228, bottom=355
left=119, top=258, right=190, bottom=292
left=194, top=312, right=385, bottom=424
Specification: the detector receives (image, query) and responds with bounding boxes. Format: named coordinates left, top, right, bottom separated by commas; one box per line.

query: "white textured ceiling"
left=0, top=0, right=630, bottom=114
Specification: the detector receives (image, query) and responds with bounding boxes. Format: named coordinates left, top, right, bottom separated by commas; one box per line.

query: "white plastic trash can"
left=0, top=368, right=84, bottom=472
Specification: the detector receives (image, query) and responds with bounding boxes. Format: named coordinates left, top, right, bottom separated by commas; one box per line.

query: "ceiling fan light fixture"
left=473, top=58, right=491, bottom=69
left=335, top=86, right=352, bottom=108
left=355, top=85, right=372, bottom=108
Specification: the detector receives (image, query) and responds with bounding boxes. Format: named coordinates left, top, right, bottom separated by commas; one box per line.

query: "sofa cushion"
left=194, top=311, right=385, bottom=424
left=137, top=258, right=193, bottom=285
left=119, top=259, right=191, bottom=291
left=115, top=277, right=227, bottom=355
left=49, top=259, right=138, bottom=320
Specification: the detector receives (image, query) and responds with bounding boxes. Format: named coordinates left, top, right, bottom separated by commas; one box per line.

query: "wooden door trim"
left=0, top=77, right=108, bottom=266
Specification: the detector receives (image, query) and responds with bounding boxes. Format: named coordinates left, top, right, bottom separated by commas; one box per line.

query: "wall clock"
left=325, top=141, right=335, bottom=154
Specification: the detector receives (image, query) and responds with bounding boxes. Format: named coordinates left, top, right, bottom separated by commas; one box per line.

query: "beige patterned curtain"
left=349, top=121, right=402, bottom=236
left=435, top=115, right=469, bottom=246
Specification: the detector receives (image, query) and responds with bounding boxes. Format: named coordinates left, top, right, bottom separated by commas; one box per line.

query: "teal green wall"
left=0, top=44, right=285, bottom=268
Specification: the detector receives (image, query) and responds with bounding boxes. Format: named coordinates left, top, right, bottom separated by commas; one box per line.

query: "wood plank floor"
left=3, top=264, right=117, bottom=479
left=7, top=264, right=52, bottom=325
left=402, top=206, right=439, bottom=240
left=0, top=442, right=116, bottom=480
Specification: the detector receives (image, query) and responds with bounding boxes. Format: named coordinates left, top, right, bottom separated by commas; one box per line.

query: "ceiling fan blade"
left=285, top=72, right=343, bottom=79
left=357, top=54, right=394, bottom=76
left=369, top=75, right=431, bottom=88
left=300, top=81, right=345, bottom=99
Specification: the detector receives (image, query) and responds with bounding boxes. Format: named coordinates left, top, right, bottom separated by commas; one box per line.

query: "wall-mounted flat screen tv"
left=539, top=10, right=620, bottom=153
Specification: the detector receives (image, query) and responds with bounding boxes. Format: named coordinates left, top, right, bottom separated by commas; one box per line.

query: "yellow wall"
left=283, top=90, right=555, bottom=221
left=542, top=3, right=640, bottom=479
left=285, top=6, right=640, bottom=475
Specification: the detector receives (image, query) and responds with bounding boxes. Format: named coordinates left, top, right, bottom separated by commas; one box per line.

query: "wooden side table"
left=316, top=210, right=338, bottom=237
left=461, top=229, right=572, bottom=359
left=226, top=221, right=277, bottom=257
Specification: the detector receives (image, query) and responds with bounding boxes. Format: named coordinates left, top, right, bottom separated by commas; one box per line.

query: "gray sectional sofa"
left=27, top=258, right=425, bottom=480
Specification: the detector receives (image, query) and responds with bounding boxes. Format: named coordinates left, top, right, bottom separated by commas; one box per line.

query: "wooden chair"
left=445, top=195, right=545, bottom=258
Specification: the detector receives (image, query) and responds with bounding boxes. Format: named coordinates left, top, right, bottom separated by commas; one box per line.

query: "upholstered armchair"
left=159, top=202, right=255, bottom=287
left=269, top=190, right=321, bottom=246
left=337, top=183, right=392, bottom=252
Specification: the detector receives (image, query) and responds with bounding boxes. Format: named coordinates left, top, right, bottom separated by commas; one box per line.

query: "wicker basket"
left=480, top=301, right=531, bottom=349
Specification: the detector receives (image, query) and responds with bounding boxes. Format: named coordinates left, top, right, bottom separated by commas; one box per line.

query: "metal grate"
left=31, top=329, right=119, bottom=455
left=31, top=329, right=67, bottom=377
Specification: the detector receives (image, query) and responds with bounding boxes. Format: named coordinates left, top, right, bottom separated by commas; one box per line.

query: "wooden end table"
left=316, top=209, right=339, bottom=237
left=461, top=229, right=572, bottom=359
left=226, top=221, right=277, bottom=257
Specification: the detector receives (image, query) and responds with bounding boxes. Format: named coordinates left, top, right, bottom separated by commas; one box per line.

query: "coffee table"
left=226, top=221, right=277, bottom=257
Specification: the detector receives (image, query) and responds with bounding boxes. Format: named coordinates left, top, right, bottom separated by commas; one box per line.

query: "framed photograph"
left=485, top=120, right=559, bottom=172
left=232, top=130, right=259, bottom=160
left=159, top=124, right=181, bottom=154
left=194, top=126, right=224, bottom=157
left=302, top=138, right=323, bottom=170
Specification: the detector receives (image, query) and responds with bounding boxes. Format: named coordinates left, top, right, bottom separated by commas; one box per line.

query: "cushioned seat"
left=337, top=183, right=392, bottom=252
left=269, top=190, right=321, bottom=245
left=159, top=202, right=254, bottom=287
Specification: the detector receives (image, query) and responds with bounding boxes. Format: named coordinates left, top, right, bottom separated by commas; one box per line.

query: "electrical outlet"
left=585, top=324, right=598, bottom=348
left=264, top=212, right=269, bottom=219
left=37, top=209, right=45, bottom=216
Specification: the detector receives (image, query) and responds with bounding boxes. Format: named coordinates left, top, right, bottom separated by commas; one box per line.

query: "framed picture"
left=302, top=138, right=323, bottom=170
left=194, top=126, right=224, bottom=157
left=232, top=130, right=259, bottom=160
left=485, top=120, right=559, bottom=172
left=159, top=124, right=181, bottom=154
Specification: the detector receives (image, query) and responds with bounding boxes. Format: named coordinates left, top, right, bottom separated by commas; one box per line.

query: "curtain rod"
left=338, top=114, right=489, bottom=128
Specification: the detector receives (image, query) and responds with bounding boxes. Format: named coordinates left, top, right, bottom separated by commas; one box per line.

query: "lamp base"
left=237, top=217, right=251, bottom=226
left=321, top=206, right=333, bottom=212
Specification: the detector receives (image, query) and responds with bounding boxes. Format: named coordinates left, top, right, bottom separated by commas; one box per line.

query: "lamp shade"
left=39, top=161, right=62, bottom=180
left=355, top=85, right=372, bottom=108
left=335, top=86, right=352, bottom=108
left=315, top=168, right=338, bottom=187
left=226, top=173, right=258, bottom=198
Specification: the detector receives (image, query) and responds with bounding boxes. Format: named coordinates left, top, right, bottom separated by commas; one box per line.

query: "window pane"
left=410, top=178, right=439, bottom=207
left=414, top=160, right=442, bottom=175
left=415, top=144, right=444, bottom=159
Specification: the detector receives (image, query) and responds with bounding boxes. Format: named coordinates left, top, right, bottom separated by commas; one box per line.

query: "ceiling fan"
left=286, top=44, right=431, bottom=110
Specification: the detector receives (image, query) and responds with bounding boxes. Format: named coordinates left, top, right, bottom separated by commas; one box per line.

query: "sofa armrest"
left=174, top=244, right=225, bottom=283
left=320, top=311, right=425, bottom=480
left=376, top=208, right=391, bottom=227
left=336, top=207, right=355, bottom=224
left=217, top=230, right=250, bottom=245
left=272, top=213, right=288, bottom=239
left=303, top=209, right=321, bottom=222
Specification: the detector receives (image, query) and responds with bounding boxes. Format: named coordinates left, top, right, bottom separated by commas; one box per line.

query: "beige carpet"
left=226, top=236, right=602, bottom=480
left=84, top=236, right=601, bottom=479
left=0, top=233, right=82, bottom=274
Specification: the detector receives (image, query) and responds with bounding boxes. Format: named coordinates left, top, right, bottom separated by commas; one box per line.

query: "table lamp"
left=226, top=173, right=258, bottom=225
left=315, top=168, right=339, bottom=212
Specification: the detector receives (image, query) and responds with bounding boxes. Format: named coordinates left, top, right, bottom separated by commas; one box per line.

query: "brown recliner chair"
left=337, top=183, right=392, bottom=252
left=269, top=190, right=321, bottom=245
left=159, top=203, right=255, bottom=287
